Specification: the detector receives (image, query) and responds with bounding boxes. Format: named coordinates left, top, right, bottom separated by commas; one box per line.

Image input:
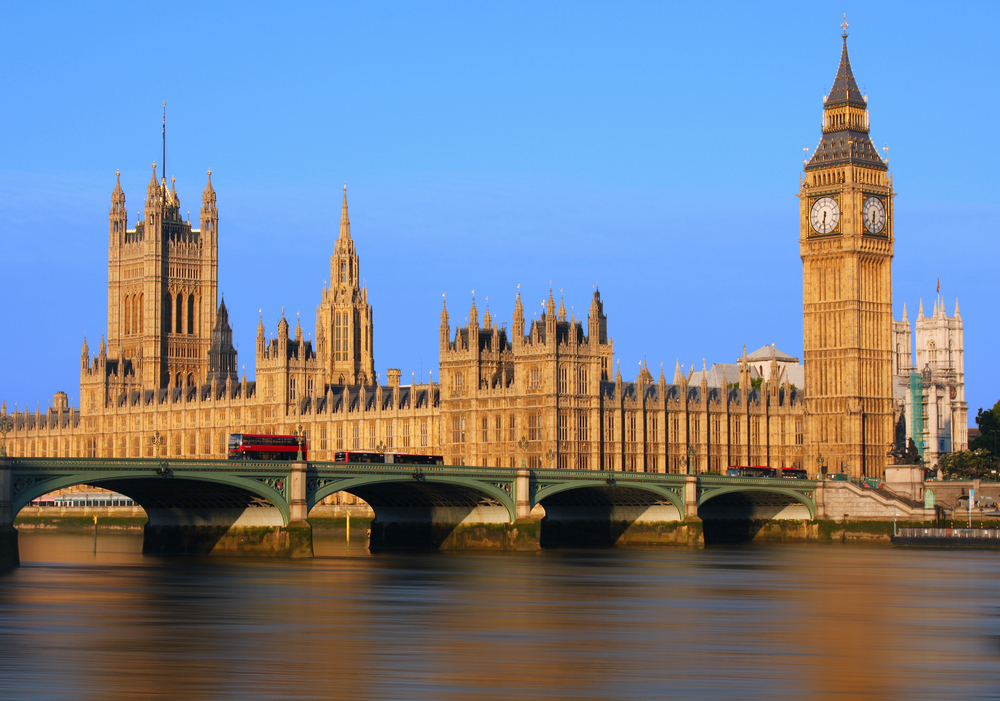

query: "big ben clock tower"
left=800, top=21, right=894, bottom=478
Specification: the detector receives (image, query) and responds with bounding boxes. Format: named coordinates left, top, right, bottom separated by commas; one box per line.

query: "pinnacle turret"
left=147, top=163, right=159, bottom=195
left=278, top=308, right=289, bottom=338
left=203, top=169, right=216, bottom=204
left=111, top=170, right=125, bottom=204
left=338, top=184, right=351, bottom=241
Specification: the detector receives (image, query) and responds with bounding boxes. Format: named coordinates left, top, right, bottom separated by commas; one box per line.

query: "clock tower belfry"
left=800, top=24, right=895, bottom=478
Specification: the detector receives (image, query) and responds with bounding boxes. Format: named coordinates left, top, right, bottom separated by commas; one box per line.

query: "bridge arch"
left=12, top=471, right=291, bottom=526
left=535, top=480, right=685, bottom=518
left=697, top=485, right=815, bottom=520
left=311, top=474, right=516, bottom=522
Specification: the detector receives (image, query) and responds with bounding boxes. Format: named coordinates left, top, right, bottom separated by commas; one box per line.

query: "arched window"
left=928, top=341, right=937, bottom=365
left=138, top=293, right=143, bottom=333
left=175, top=294, right=183, bottom=334
left=341, top=261, right=347, bottom=283
left=164, top=293, right=172, bottom=333
left=187, top=373, right=195, bottom=387
left=175, top=373, right=182, bottom=387
left=187, top=295, right=195, bottom=334
left=124, top=295, right=131, bottom=334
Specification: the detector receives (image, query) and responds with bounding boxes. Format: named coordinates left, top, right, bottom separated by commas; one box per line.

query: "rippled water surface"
left=1, top=533, right=998, bottom=700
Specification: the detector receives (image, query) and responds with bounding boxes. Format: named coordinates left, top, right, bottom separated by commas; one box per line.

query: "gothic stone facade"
left=3, top=33, right=898, bottom=479
left=892, top=299, right=968, bottom=466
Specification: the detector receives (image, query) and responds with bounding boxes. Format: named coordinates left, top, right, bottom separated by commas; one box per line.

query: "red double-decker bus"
left=228, top=434, right=306, bottom=461
left=334, top=451, right=443, bottom=465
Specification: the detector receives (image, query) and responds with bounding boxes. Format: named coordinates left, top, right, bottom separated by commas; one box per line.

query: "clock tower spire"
left=799, top=24, right=895, bottom=478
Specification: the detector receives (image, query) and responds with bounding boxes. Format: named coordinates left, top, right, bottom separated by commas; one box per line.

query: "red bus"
left=334, top=451, right=443, bottom=465
left=778, top=467, right=808, bottom=480
left=228, top=434, right=306, bottom=461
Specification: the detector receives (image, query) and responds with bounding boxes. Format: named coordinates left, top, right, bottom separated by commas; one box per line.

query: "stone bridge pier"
left=0, top=458, right=20, bottom=571
left=141, top=460, right=313, bottom=558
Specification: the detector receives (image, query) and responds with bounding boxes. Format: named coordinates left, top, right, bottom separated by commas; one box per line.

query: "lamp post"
left=293, top=424, right=306, bottom=461
left=687, top=446, right=696, bottom=475
left=150, top=431, right=164, bottom=459
left=0, top=414, right=13, bottom=458
left=518, top=436, right=529, bottom=469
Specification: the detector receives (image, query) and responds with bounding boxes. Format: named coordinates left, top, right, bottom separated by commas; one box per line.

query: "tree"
left=938, top=449, right=997, bottom=480
left=970, top=399, right=1000, bottom=457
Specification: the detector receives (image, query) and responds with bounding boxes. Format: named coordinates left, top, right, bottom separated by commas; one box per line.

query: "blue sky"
left=2, top=2, right=998, bottom=421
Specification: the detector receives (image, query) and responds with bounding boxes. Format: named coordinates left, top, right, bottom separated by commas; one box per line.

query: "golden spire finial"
left=841, top=14, right=848, bottom=37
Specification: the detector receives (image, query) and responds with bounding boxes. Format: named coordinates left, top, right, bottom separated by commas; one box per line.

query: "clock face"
left=863, top=196, right=886, bottom=234
left=810, top=197, right=840, bottom=234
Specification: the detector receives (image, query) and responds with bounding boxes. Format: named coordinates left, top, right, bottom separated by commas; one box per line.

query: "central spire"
left=338, top=183, right=351, bottom=241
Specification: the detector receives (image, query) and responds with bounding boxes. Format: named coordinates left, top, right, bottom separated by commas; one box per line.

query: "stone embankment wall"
left=924, top=481, right=1000, bottom=508
left=818, top=481, right=934, bottom=522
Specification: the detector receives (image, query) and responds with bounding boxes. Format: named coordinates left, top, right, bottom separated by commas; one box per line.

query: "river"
left=0, top=532, right=997, bottom=700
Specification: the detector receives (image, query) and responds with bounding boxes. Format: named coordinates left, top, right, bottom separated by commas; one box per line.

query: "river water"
left=1, top=532, right=998, bottom=700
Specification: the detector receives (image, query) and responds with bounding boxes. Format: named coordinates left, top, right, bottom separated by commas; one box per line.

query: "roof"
left=805, top=35, right=887, bottom=172
left=745, top=344, right=799, bottom=363
left=825, top=36, right=867, bottom=108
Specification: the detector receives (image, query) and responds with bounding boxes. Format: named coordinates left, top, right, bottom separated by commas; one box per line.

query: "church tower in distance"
left=800, top=24, right=894, bottom=478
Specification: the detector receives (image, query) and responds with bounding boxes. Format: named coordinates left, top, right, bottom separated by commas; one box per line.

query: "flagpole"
left=162, top=102, right=166, bottom=185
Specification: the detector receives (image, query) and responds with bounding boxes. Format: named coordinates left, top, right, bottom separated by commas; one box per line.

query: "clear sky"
left=2, top=2, right=997, bottom=423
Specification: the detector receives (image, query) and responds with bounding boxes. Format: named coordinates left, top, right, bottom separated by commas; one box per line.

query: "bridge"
left=0, top=456, right=821, bottom=566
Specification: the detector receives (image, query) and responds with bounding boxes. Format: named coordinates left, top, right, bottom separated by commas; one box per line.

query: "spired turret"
left=201, top=169, right=218, bottom=242
left=109, top=171, right=127, bottom=247
left=439, top=297, right=450, bottom=349
left=207, top=297, right=238, bottom=387
left=315, top=185, right=375, bottom=386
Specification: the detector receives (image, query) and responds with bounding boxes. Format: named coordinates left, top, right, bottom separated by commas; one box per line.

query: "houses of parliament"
left=1, top=30, right=969, bottom=478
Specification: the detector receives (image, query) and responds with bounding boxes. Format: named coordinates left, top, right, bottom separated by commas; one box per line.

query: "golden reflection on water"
left=2, top=533, right=998, bottom=700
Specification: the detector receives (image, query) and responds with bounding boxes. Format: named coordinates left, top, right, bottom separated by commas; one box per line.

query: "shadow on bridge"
left=347, top=481, right=513, bottom=551
left=9, top=464, right=295, bottom=557
left=699, top=490, right=813, bottom=544
left=537, top=484, right=686, bottom=548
